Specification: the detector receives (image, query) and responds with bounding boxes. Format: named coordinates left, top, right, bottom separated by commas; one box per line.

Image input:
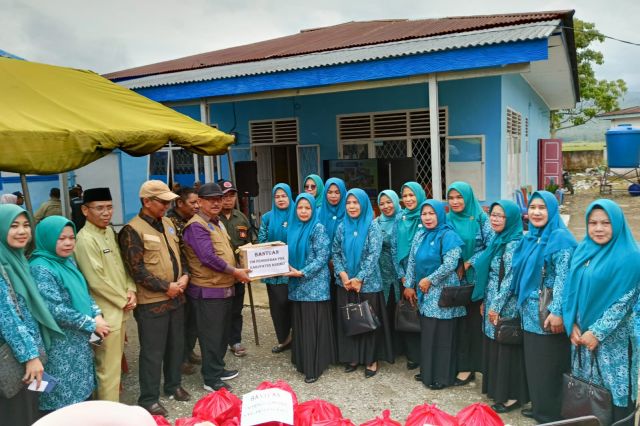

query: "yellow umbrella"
left=0, top=57, right=234, bottom=174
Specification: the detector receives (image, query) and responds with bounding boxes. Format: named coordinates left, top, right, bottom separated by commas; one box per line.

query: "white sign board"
left=243, top=245, right=289, bottom=279
left=241, top=388, right=294, bottom=426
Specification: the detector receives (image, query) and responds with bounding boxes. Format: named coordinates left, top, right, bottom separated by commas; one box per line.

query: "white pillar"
left=428, top=75, right=442, bottom=200
left=200, top=100, right=214, bottom=183
left=59, top=173, right=70, bottom=218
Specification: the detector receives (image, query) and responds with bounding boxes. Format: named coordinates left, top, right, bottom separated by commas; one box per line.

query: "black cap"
left=218, top=179, right=237, bottom=194
left=12, top=191, right=23, bottom=197
left=198, top=183, right=223, bottom=198
left=83, top=188, right=112, bottom=204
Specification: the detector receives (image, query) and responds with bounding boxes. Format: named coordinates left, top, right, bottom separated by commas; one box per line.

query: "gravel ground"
left=119, top=189, right=640, bottom=425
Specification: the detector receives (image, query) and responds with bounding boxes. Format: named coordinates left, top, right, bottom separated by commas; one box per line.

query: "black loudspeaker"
left=234, top=161, right=259, bottom=197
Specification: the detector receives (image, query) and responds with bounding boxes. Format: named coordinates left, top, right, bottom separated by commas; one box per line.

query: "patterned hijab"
left=318, top=177, right=347, bottom=241
left=287, top=194, right=318, bottom=270
left=471, top=200, right=523, bottom=302
left=264, top=183, right=293, bottom=243
left=563, top=199, right=640, bottom=333
left=30, top=216, right=94, bottom=317
left=376, top=190, right=401, bottom=235
left=511, top=191, right=577, bottom=307
left=395, top=182, right=427, bottom=263
left=446, top=181, right=487, bottom=261
left=0, top=205, right=62, bottom=348
left=342, top=189, right=374, bottom=277
left=303, top=174, right=325, bottom=209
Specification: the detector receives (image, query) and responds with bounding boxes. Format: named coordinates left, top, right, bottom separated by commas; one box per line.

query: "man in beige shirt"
left=74, top=188, right=136, bottom=401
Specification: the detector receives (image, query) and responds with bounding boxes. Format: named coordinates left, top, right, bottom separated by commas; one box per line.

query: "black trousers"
left=523, top=331, right=570, bottom=423
left=191, top=296, right=233, bottom=385
left=134, top=303, right=185, bottom=407
left=183, top=296, right=198, bottom=362
left=266, top=284, right=292, bottom=344
left=228, top=282, right=245, bottom=346
left=0, top=387, right=40, bottom=426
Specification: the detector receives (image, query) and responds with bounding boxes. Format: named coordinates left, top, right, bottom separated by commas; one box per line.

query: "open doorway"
left=252, top=144, right=298, bottom=215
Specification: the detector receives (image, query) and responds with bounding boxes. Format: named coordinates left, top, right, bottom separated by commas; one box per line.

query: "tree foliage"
left=551, top=19, right=627, bottom=134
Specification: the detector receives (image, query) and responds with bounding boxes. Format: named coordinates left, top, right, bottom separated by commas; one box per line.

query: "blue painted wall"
left=0, top=173, right=59, bottom=211
left=500, top=73, right=551, bottom=196
left=120, top=152, right=148, bottom=222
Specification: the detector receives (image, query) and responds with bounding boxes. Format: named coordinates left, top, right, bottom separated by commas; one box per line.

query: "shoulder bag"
left=395, top=295, right=420, bottom=333
left=438, top=233, right=474, bottom=308
left=493, top=255, right=524, bottom=345
left=339, top=291, right=381, bottom=336
left=0, top=265, right=27, bottom=399
left=538, top=264, right=553, bottom=330
left=561, top=349, right=612, bottom=425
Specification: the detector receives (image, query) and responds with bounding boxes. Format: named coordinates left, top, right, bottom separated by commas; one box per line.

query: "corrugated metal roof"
left=598, top=106, right=640, bottom=117
left=105, top=10, right=572, bottom=80
left=121, top=20, right=559, bottom=90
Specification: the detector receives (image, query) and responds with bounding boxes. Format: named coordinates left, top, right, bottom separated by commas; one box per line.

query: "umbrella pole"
left=20, top=174, right=33, bottom=215
left=227, top=148, right=260, bottom=346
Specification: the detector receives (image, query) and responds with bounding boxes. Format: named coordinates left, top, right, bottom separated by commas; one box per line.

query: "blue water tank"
left=605, top=125, right=640, bottom=168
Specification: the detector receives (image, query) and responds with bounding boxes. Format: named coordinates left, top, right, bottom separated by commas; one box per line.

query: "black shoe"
left=168, top=386, right=191, bottom=402
left=220, top=369, right=239, bottom=381
left=142, top=402, right=168, bottom=417
left=364, top=368, right=378, bottom=378
left=428, top=382, right=446, bottom=390
left=204, top=381, right=231, bottom=392
left=304, top=376, right=318, bottom=384
left=491, top=402, right=521, bottom=414
left=406, top=361, right=419, bottom=370
left=414, top=373, right=422, bottom=382
left=453, top=372, right=475, bottom=386
left=271, top=342, right=291, bottom=353
left=344, top=364, right=357, bottom=373
left=521, top=408, right=534, bottom=418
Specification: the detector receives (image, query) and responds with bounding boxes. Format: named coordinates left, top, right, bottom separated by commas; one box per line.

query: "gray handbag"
left=0, top=265, right=27, bottom=399
left=538, top=264, right=553, bottom=330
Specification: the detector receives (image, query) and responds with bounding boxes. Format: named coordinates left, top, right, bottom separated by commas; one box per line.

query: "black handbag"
left=437, top=233, right=474, bottom=308
left=538, top=264, right=553, bottom=330
left=395, top=298, right=420, bottom=333
left=493, top=257, right=523, bottom=345
left=0, top=265, right=26, bottom=399
left=339, top=293, right=381, bottom=336
left=561, top=350, right=612, bottom=425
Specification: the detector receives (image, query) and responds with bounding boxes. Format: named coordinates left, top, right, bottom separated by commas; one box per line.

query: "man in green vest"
left=182, top=182, right=251, bottom=392
left=118, top=180, right=191, bottom=417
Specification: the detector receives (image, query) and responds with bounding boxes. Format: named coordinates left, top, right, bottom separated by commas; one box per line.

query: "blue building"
left=95, top=11, right=578, bottom=222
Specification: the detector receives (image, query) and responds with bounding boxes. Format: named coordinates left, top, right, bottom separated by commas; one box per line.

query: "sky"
left=2, top=0, right=639, bottom=95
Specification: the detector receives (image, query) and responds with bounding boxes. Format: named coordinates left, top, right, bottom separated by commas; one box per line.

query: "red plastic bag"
left=294, top=399, right=343, bottom=426
left=256, top=380, right=299, bottom=406
left=313, top=419, right=355, bottom=426
left=360, top=410, right=402, bottom=426
left=220, top=417, right=240, bottom=426
left=152, top=415, right=172, bottom=426
left=456, top=403, right=504, bottom=426
left=192, top=388, right=242, bottom=425
left=175, top=418, right=216, bottom=426
left=405, top=404, right=458, bottom=426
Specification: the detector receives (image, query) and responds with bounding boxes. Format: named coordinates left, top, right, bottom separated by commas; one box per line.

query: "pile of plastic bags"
left=152, top=381, right=504, bottom=426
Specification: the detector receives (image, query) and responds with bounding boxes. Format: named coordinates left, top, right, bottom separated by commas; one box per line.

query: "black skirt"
left=266, top=284, right=292, bottom=344
left=457, top=299, right=484, bottom=373
left=523, top=331, right=570, bottom=423
left=0, top=387, right=40, bottom=426
left=291, top=301, right=337, bottom=379
left=482, top=336, right=529, bottom=404
left=335, top=286, right=393, bottom=365
left=419, top=316, right=458, bottom=387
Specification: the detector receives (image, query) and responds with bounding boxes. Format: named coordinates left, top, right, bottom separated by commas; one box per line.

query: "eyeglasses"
left=490, top=213, right=506, bottom=220
left=88, top=205, right=114, bottom=213
left=151, top=197, right=171, bottom=206
left=304, top=184, right=317, bottom=190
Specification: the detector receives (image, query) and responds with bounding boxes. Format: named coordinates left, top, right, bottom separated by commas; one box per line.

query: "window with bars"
left=506, top=108, right=523, bottom=194
left=249, top=118, right=299, bottom=144
left=337, top=108, right=447, bottom=196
